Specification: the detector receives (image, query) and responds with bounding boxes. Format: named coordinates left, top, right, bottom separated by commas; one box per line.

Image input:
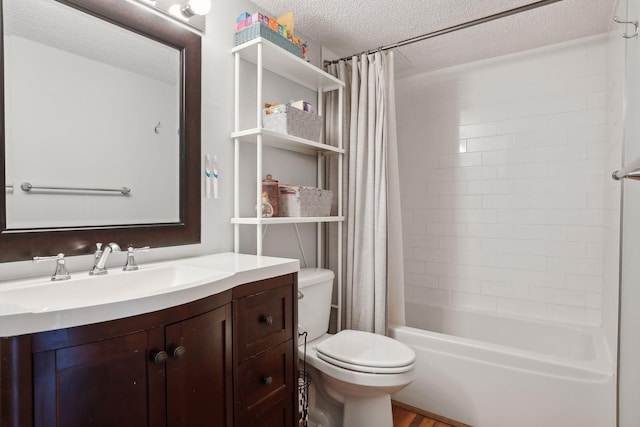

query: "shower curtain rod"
left=324, top=0, right=563, bottom=65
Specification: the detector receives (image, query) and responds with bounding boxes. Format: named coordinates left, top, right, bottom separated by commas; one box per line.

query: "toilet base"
left=343, top=394, right=393, bottom=427
left=306, top=366, right=342, bottom=427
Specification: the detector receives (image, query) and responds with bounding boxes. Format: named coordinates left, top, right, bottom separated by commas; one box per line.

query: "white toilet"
left=298, top=268, right=416, bottom=427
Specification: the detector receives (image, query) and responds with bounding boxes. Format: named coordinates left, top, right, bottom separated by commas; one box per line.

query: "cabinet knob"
left=261, top=375, right=273, bottom=385
left=152, top=350, right=168, bottom=365
left=260, top=314, right=274, bottom=326
left=171, top=345, right=187, bottom=360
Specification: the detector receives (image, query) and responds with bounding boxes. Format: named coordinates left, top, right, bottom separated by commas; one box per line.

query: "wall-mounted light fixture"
left=133, top=0, right=210, bottom=32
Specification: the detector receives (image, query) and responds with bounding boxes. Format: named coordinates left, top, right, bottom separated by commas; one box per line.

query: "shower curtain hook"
left=613, top=16, right=639, bottom=39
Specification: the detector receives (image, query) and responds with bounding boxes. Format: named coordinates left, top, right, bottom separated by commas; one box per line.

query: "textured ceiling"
left=249, top=0, right=617, bottom=77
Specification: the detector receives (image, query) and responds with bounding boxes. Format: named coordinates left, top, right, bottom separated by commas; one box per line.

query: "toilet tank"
left=297, top=268, right=335, bottom=342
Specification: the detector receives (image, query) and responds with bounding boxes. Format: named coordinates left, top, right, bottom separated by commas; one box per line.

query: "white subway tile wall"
left=397, top=35, right=610, bottom=327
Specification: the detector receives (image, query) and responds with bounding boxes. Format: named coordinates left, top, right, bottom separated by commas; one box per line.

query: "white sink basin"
left=0, top=265, right=233, bottom=313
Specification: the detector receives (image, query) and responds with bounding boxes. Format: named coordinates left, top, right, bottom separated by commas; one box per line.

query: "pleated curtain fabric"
left=324, top=51, right=405, bottom=335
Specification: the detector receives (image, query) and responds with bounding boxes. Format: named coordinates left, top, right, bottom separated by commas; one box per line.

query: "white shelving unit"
left=232, top=37, right=345, bottom=329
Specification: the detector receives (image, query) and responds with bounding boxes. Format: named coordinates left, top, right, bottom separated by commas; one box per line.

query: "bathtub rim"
left=390, top=306, right=614, bottom=383
left=403, top=302, right=613, bottom=363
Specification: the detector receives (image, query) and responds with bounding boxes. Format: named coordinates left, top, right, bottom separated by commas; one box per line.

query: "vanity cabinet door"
left=166, top=304, right=232, bottom=427
left=33, top=328, right=167, bottom=427
left=26, top=290, right=233, bottom=427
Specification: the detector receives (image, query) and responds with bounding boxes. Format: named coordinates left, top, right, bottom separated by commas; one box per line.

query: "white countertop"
left=0, top=252, right=299, bottom=337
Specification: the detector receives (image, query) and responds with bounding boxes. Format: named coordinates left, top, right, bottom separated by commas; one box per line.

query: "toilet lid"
left=315, top=330, right=415, bottom=374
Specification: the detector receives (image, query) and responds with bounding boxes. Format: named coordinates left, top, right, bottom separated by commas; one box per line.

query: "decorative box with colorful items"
left=235, top=11, right=309, bottom=61
left=262, top=100, right=322, bottom=142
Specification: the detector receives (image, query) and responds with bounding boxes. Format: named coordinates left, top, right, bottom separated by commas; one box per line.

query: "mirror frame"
left=0, top=0, right=201, bottom=262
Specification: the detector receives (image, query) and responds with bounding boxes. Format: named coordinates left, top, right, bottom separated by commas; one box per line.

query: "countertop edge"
left=0, top=252, right=300, bottom=337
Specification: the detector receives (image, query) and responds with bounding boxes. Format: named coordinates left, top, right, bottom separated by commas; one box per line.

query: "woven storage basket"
left=262, top=105, right=322, bottom=142
left=279, top=186, right=332, bottom=217
left=235, top=23, right=303, bottom=58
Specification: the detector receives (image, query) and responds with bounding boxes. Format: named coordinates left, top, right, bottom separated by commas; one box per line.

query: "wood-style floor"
left=392, top=401, right=472, bottom=427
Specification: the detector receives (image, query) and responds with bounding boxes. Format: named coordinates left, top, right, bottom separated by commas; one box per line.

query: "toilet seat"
left=316, top=352, right=415, bottom=374
left=315, top=330, right=415, bottom=374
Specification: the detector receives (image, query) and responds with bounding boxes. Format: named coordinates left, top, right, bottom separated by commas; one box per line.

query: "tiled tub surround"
left=396, top=35, right=609, bottom=326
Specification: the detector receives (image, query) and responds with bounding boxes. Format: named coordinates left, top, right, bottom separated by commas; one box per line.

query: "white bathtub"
left=389, top=303, right=616, bottom=427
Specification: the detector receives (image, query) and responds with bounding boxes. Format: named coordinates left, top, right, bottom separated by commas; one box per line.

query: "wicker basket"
left=235, top=23, right=302, bottom=58
left=262, top=105, right=322, bottom=142
left=279, top=185, right=332, bottom=217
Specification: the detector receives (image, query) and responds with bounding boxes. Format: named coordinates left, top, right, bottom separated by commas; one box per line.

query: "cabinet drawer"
left=235, top=285, right=293, bottom=361
left=245, top=389, right=293, bottom=427
left=236, top=341, right=294, bottom=425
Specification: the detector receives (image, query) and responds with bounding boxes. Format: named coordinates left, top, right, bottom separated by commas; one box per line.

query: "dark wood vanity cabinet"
left=0, top=273, right=298, bottom=427
left=1, top=290, right=234, bottom=427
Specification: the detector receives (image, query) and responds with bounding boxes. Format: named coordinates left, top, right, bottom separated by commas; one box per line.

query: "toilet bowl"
left=298, top=268, right=416, bottom=427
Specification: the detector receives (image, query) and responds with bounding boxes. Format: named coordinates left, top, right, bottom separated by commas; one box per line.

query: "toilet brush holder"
left=298, top=331, right=311, bottom=427
left=298, top=370, right=311, bottom=427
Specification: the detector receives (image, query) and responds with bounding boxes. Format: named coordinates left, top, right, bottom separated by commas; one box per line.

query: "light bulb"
left=168, top=4, right=187, bottom=20
left=181, top=0, right=211, bottom=17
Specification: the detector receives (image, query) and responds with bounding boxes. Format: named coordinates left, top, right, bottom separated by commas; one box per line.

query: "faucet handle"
left=33, top=253, right=71, bottom=281
left=123, top=246, right=150, bottom=271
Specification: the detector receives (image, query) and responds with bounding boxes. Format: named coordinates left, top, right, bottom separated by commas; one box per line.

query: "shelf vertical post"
left=337, top=85, right=344, bottom=331
left=256, top=42, right=264, bottom=255
left=316, top=87, right=327, bottom=267
left=317, top=86, right=324, bottom=268
left=317, top=153, right=323, bottom=267
left=234, top=52, right=241, bottom=253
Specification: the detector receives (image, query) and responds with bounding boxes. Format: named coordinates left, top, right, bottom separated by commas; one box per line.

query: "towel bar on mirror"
left=20, top=182, right=131, bottom=195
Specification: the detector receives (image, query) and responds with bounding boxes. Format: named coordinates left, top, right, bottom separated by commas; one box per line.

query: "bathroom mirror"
left=0, top=0, right=202, bottom=262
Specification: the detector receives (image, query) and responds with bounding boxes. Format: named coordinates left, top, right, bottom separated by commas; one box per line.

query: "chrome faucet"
left=89, top=242, right=121, bottom=275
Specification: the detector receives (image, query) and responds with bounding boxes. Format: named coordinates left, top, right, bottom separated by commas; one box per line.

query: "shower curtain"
left=324, top=51, right=405, bottom=334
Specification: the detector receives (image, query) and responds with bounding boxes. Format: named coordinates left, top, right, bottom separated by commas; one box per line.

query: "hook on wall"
left=614, top=16, right=639, bottom=39
left=154, top=122, right=161, bottom=134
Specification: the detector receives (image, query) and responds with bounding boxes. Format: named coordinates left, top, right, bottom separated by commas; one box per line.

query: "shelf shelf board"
left=231, top=216, right=345, bottom=225
left=232, top=128, right=344, bottom=155
left=232, top=38, right=344, bottom=92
